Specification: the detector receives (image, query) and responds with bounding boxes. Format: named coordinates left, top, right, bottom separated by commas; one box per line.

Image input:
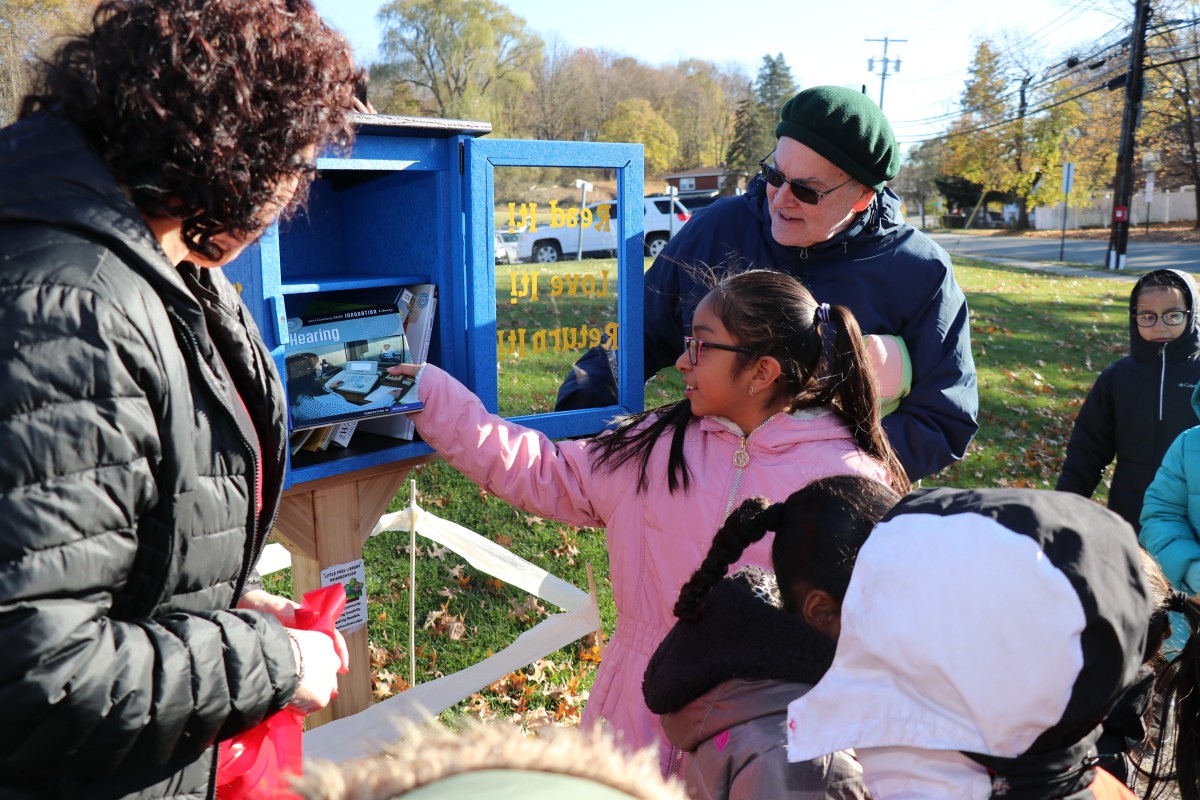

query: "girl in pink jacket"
left=396, top=269, right=910, bottom=771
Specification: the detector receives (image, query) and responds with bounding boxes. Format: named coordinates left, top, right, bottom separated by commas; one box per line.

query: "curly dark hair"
left=20, top=0, right=362, bottom=261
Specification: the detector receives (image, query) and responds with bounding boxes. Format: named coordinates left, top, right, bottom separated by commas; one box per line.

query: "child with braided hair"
left=643, top=475, right=900, bottom=799
left=391, top=268, right=911, bottom=771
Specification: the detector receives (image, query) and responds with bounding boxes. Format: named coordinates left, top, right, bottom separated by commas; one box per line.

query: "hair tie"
left=1168, top=590, right=1192, bottom=613
left=759, top=502, right=787, bottom=532
left=815, top=303, right=831, bottom=325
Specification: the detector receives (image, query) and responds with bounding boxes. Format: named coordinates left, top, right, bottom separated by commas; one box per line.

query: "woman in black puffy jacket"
left=0, top=2, right=360, bottom=797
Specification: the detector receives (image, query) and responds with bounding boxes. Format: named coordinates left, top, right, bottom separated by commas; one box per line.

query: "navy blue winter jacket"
left=556, top=177, right=978, bottom=481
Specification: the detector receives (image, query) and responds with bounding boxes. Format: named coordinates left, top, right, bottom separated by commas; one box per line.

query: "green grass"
left=266, top=254, right=1133, bottom=725
left=925, top=258, right=1127, bottom=501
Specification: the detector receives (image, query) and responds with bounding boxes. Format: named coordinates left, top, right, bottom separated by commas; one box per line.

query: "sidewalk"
left=963, top=254, right=1140, bottom=283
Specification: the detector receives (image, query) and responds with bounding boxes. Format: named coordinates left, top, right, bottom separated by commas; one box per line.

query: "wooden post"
left=273, top=457, right=435, bottom=727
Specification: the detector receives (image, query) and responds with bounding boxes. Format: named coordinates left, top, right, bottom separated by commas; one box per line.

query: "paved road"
left=929, top=232, right=1200, bottom=273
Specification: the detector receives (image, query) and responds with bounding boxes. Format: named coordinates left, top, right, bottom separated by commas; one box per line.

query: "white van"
left=516, top=196, right=691, bottom=263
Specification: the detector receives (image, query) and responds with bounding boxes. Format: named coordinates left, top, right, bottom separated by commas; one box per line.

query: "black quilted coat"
left=0, top=112, right=297, bottom=799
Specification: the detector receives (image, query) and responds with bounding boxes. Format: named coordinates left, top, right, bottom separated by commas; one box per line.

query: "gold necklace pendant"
left=731, top=413, right=779, bottom=469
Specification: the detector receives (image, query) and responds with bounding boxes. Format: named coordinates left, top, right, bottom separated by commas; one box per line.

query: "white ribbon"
left=303, top=502, right=601, bottom=762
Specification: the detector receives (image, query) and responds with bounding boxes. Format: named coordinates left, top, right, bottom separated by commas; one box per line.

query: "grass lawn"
left=266, top=254, right=1132, bottom=727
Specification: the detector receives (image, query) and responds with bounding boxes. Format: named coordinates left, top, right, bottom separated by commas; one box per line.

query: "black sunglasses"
left=683, top=335, right=758, bottom=365
left=759, top=153, right=855, bottom=205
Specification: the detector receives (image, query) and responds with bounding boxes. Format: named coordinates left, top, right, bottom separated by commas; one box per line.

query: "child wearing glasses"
left=1057, top=269, right=1200, bottom=533
left=389, top=269, right=910, bottom=773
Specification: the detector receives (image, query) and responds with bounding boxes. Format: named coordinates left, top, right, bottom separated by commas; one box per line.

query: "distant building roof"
left=662, top=166, right=747, bottom=179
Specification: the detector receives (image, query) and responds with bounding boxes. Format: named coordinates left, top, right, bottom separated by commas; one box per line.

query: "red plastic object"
left=216, top=584, right=347, bottom=799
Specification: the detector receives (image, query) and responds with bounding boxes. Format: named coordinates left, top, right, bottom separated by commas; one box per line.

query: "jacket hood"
left=0, top=112, right=200, bottom=316
left=661, top=678, right=816, bottom=753
left=643, top=566, right=834, bottom=716
left=1128, top=269, right=1200, bottom=364
left=787, top=487, right=1150, bottom=799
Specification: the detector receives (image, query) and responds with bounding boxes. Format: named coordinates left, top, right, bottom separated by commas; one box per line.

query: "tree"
left=1141, top=0, right=1200, bottom=227
left=892, top=139, right=945, bottom=228
left=663, top=60, right=731, bottom=169
left=365, top=62, right=421, bottom=116
left=525, top=36, right=582, bottom=141
left=375, top=0, right=541, bottom=120
left=0, top=0, right=94, bottom=126
left=725, top=54, right=797, bottom=175
left=711, top=66, right=753, bottom=171
left=754, top=53, right=797, bottom=116
left=942, top=38, right=1072, bottom=228
left=725, top=88, right=773, bottom=175
left=599, top=98, right=679, bottom=177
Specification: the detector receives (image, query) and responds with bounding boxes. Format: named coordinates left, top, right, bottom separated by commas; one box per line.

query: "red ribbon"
left=216, top=584, right=347, bottom=799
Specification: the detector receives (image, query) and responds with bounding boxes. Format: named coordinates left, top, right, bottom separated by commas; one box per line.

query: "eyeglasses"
left=683, top=335, right=759, bottom=365
left=1133, top=310, right=1189, bottom=327
left=759, top=153, right=856, bottom=205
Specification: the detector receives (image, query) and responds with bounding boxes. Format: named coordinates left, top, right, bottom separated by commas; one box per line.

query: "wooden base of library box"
left=273, top=456, right=437, bottom=728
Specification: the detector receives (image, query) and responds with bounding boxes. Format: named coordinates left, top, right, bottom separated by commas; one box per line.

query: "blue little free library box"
left=224, top=115, right=647, bottom=487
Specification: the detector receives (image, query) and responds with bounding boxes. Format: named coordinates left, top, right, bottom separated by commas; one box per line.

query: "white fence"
left=1033, top=187, right=1199, bottom=229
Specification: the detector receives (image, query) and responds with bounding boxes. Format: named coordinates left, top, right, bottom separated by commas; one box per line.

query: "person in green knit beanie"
left=766, top=85, right=901, bottom=246
left=555, top=83, right=978, bottom=485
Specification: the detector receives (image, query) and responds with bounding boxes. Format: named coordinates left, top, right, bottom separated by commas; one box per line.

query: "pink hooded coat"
left=409, top=342, right=902, bottom=771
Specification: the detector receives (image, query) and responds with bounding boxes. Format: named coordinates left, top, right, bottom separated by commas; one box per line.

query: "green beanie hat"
left=774, top=86, right=899, bottom=192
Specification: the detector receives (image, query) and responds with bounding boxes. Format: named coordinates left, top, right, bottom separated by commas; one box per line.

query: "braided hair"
left=673, top=475, right=900, bottom=624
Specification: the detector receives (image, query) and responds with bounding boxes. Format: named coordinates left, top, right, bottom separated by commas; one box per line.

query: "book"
left=289, top=427, right=315, bottom=455
left=300, top=424, right=335, bottom=452
left=328, top=420, right=359, bottom=448
left=354, top=284, right=437, bottom=441
left=284, top=286, right=426, bottom=432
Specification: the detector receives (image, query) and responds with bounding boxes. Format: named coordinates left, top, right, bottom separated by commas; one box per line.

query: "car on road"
left=494, top=230, right=520, bottom=264
left=676, top=190, right=723, bottom=211
left=516, top=195, right=691, bottom=263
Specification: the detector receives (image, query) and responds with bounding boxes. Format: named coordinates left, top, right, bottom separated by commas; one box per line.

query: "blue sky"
left=313, top=0, right=1130, bottom=149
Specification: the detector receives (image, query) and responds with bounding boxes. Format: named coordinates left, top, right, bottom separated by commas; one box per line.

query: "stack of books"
left=284, top=283, right=437, bottom=455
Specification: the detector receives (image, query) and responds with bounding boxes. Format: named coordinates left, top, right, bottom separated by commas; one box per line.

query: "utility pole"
left=1106, top=1, right=1153, bottom=270
left=866, top=37, right=906, bottom=110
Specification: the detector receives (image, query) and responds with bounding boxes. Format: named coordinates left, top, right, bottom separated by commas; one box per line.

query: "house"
left=661, top=165, right=748, bottom=195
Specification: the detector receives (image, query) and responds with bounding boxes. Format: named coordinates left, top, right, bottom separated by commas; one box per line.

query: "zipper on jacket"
left=671, top=746, right=684, bottom=780
left=169, top=309, right=266, bottom=599
left=723, top=414, right=779, bottom=518
left=1159, top=345, right=1167, bottom=422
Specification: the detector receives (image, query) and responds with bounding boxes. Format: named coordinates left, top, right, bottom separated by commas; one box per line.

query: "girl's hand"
left=385, top=363, right=421, bottom=377
left=286, top=628, right=346, bottom=714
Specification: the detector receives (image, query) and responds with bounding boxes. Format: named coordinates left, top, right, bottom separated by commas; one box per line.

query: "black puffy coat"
left=0, top=112, right=296, bottom=798
left=1056, top=269, right=1200, bottom=532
